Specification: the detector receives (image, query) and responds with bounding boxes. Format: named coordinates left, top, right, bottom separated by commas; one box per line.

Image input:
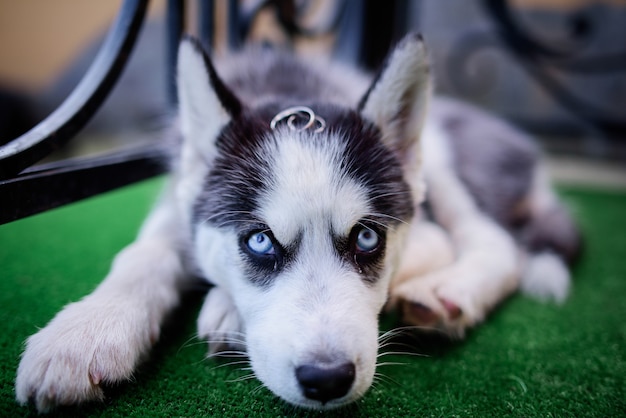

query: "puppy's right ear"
left=177, top=36, right=241, bottom=158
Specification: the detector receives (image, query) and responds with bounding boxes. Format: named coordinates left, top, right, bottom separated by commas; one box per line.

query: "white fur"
left=15, top=198, right=187, bottom=411
left=521, top=252, right=570, bottom=303
left=239, top=242, right=388, bottom=408
left=391, top=219, right=455, bottom=287
left=177, top=41, right=230, bottom=156
left=360, top=35, right=431, bottom=205
left=390, top=119, right=521, bottom=336
left=187, top=35, right=432, bottom=408
left=15, top=33, right=575, bottom=413
left=260, top=130, right=371, bottom=242
left=192, top=128, right=405, bottom=408
left=176, top=41, right=231, bottom=225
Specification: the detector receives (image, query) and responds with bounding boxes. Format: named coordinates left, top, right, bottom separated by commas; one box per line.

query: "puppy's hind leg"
left=519, top=167, right=582, bottom=303
left=15, top=196, right=188, bottom=412
left=391, top=123, right=521, bottom=337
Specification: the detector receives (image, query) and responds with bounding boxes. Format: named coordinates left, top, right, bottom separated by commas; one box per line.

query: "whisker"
left=357, top=218, right=388, bottom=231
left=205, top=350, right=249, bottom=360
left=377, top=351, right=428, bottom=358
left=376, top=361, right=409, bottom=367
left=378, top=328, right=401, bottom=340
left=200, top=330, right=247, bottom=343
left=177, top=335, right=206, bottom=353
left=202, top=336, right=247, bottom=346
left=202, top=329, right=247, bottom=338
left=378, top=324, right=443, bottom=342
left=363, top=212, right=410, bottom=226
left=226, top=373, right=258, bottom=383
left=373, top=372, right=402, bottom=388
left=212, top=219, right=259, bottom=229
left=377, top=328, right=417, bottom=346
left=371, top=190, right=413, bottom=200
left=203, top=210, right=255, bottom=223
left=210, top=360, right=251, bottom=370
left=377, top=342, right=424, bottom=355
left=199, top=210, right=260, bottom=228
left=250, top=383, right=267, bottom=396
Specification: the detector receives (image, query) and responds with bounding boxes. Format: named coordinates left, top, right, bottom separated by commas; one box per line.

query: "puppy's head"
left=176, top=34, right=431, bottom=409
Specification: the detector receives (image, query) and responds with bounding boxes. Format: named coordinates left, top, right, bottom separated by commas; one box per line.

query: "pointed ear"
left=358, top=33, right=431, bottom=154
left=177, top=36, right=242, bottom=157
left=358, top=33, right=432, bottom=203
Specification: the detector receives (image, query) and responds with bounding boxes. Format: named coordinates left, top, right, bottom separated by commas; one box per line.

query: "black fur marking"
left=256, top=102, right=415, bottom=228
left=334, top=109, right=415, bottom=225
left=193, top=102, right=413, bottom=288
left=192, top=109, right=281, bottom=286
left=193, top=114, right=271, bottom=223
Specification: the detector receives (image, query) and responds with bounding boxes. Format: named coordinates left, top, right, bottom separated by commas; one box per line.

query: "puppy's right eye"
left=246, top=231, right=275, bottom=255
left=347, top=223, right=386, bottom=272
left=355, top=227, right=380, bottom=253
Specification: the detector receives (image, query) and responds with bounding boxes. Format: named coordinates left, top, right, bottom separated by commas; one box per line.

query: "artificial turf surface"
left=0, top=177, right=624, bottom=417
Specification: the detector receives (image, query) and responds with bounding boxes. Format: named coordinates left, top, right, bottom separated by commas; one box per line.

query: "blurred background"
left=1, top=0, right=625, bottom=189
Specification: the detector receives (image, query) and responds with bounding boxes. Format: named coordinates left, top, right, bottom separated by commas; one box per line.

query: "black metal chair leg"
left=0, top=0, right=149, bottom=180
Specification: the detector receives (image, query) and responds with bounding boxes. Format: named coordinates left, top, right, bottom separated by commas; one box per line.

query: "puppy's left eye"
left=355, top=227, right=380, bottom=253
left=241, top=229, right=285, bottom=275
left=247, top=231, right=275, bottom=255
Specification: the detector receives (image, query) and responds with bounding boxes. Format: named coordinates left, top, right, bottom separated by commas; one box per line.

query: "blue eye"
left=247, top=231, right=275, bottom=255
left=355, top=227, right=379, bottom=252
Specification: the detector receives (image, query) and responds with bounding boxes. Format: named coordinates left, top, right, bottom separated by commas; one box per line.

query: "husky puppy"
left=15, top=33, right=580, bottom=412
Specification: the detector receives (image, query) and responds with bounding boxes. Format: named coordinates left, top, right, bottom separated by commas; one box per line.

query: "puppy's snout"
left=295, top=362, right=355, bottom=404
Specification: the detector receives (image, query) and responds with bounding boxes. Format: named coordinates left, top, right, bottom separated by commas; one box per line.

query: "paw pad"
left=399, top=298, right=463, bottom=329
left=439, top=298, right=462, bottom=320
left=402, top=301, right=438, bottom=326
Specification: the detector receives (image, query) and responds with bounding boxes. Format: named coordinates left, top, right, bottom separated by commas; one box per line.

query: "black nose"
left=295, top=362, right=356, bottom=404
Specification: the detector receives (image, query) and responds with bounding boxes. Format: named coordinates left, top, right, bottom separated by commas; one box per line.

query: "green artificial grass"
left=1, top=177, right=625, bottom=417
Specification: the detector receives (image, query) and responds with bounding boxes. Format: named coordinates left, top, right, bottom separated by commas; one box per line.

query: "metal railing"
left=1, top=0, right=623, bottom=224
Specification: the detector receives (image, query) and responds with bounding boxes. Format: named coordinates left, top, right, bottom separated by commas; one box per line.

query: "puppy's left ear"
left=358, top=33, right=432, bottom=201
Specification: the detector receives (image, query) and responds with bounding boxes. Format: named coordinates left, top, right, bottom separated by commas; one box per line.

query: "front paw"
left=15, top=298, right=153, bottom=412
left=389, top=270, right=481, bottom=338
